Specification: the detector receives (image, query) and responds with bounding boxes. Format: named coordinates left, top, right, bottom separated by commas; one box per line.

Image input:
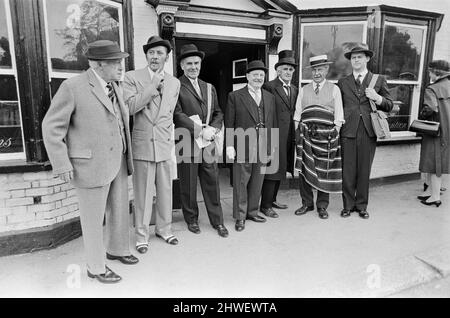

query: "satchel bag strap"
left=368, top=74, right=379, bottom=112
left=205, top=83, right=212, bottom=125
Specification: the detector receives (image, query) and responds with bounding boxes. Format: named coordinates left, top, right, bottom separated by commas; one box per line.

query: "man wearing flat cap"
left=337, top=44, right=393, bottom=219
left=294, top=55, right=344, bottom=219
left=225, top=60, right=277, bottom=231
left=42, top=40, right=138, bottom=284
left=123, top=36, right=181, bottom=253
left=260, top=50, right=299, bottom=218
left=173, top=44, right=228, bottom=238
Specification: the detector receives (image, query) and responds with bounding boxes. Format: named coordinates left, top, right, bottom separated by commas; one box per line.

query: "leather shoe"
left=106, top=253, right=139, bottom=265
left=317, top=208, right=328, bottom=219
left=213, top=224, right=229, bottom=237
left=417, top=195, right=431, bottom=201
left=294, top=205, right=314, bottom=215
left=235, top=220, right=245, bottom=231
left=358, top=210, right=369, bottom=219
left=260, top=207, right=279, bottom=218
left=187, top=222, right=201, bottom=234
left=272, top=201, right=288, bottom=209
left=87, top=266, right=121, bottom=284
left=136, top=245, right=148, bottom=254
left=340, top=209, right=351, bottom=217
left=246, top=215, right=267, bottom=223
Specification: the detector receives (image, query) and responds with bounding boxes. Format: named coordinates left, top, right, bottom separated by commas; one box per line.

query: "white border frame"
left=299, top=20, right=368, bottom=84
left=43, top=0, right=125, bottom=80
left=232, top=58, right=247, bottom=79
left=0, top=0, right=26, bottom=161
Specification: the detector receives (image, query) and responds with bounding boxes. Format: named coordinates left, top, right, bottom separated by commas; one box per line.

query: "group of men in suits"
left=42, top=36, right=392, bottom=283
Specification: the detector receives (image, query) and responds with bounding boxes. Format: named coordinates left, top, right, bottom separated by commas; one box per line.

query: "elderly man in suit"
left=123, top=36, right=181, bottom=253
left=225, top=60, right=277, bottom=232
left=173, top=44, right=229, bottom=238
left=42, top=40, right=138, bottom=284
left=260, top=50, right=298, bottom=218
left=337, top=44, right=393, bottom=219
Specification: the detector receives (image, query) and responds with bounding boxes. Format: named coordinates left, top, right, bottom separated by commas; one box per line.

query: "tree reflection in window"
left=0, top=1, right=12, bottom=68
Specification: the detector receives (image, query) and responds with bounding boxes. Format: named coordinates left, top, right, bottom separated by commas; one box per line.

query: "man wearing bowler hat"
left=123, top=36, right=181, bottom=253
left=42, top=40, right=138, bottom=284
left=260, top=50, right=299, bottom=218
left=337, top=44, right=393, bottom=219
left=173, top=44, right=229, bottom=238
left=225, top=60, right=277, bottom=231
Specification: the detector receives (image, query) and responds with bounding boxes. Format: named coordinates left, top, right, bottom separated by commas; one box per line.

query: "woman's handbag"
left=409, top=119, right=440, bottom=136
left=368, top=74, right=391, bottom=139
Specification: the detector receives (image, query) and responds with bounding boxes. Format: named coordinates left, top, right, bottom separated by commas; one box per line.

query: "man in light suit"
left=123, top=36, right=181, bottom=253
left=174, top=44, right=229, bottom=238
left=337, top=44, right=393, bottom=219
left=225, top=60, right=277, bottom=232
left=42, top=40, right=138, bottom=284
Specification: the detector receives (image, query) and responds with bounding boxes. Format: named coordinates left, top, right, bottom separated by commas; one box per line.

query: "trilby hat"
left=84, top=40, right=129, bottom=60
left=178, top=44, right=205, bottom=61
left=143, top=35, right=172, bottom=54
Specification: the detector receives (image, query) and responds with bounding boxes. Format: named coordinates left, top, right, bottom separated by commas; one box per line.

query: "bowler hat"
left=344, top=44, right=374, bottom=59
left=305, top=54, right=333, bottom=68
left=143, top=35, right=172, bottom=54
left=84, top=40, right=129, bottom=60
left=246, top=60, right=268, bottom=73
left=178, top=44, right=205, bottom=62
left=274, top=50, right=297, bottom=69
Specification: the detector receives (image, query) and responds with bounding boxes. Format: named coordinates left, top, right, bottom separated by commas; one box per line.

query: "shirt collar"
left=313, top=79, right=326, bottom=90
left=353, top=69, right=368, bottom=81
left=147, top=66, right=164, bottom=80
left=247, top=84, right=261, bottom=95
left=91, top=68, right=108, bottom=90
left=278, top=77, right=291, bottom=87
left=187, top=76, right=199, bottom=87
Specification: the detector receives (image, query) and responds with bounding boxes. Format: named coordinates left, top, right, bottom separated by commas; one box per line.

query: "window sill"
left=376, top=135, right=421, bottom=146
left=0, top=160, right=52, bottom=174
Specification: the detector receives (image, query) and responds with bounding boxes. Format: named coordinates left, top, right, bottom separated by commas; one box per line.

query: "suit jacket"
left=224, top=86, right=277, bottom=163
left=337, top=72, right=393, bottom=138
left=123, top=67, right=180, bottom=162
left=262, top=78, right=298, bottom=179
left=42, top=68, right=133, bottom=189
left=174, top=75, right=223, bottom=158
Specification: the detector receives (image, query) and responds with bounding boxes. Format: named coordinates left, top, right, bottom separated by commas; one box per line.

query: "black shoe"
left=235, top=220, right=245, bottom=231
left=246, top=215, right=267, bottom=223
left=213, top=224, right=229, bottom=237
left=420, top=200, right=442, bottom=207
left=272, top=201, right=288, bottom=209
left=136, top=244, right=148, bottom=254
left=340, top=209, right=351, bottom=218
left=294, top=205, right=314, bottom=215
left=317, top=208, right=329, bottom=219
left=260, top=207, right=279, bottom=218
left=358, top=210, right=369, bottom=219
left=87, top=266, right=121, bottom=284
left=106, top=253, right=139, bottom=265
left=187, top=222, right=201, bottom=234
left=417, top=195, right=431, bottom=201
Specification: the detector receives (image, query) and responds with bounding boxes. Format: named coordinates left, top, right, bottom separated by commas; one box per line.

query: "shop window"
left=43, top=0, right=125, bottom=95
left=300, top=21, right=367, bottom=83
left=0, top=0, right=26, bottom=160
left=382, top=22, right=427, bottom=134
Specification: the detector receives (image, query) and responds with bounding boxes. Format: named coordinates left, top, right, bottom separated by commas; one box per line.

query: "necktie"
left=106, top=82, right=126, bottom=153
left=193, top=80, right=202, bottom=98
left=106, top=82, right=115, bottom=103
left=284, top=84, right=291, bottom=98
left=356, top=74, right=363, bottom=87
left=314, top=83, right=320, bottom=95
left=254, top=89, right=261, bottom=106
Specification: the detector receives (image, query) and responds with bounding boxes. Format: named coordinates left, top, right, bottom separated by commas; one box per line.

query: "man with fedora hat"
left=293, top=54, right=344, bottom=219
left=225, top=60, right=277, bottom=231
left=173, top=43, right=228, bottom=238
left=123, top=35, right=181, bottom=253
left=337, top=44, right=393, bottom=219
left=42, top=40, right=138, bottom=283
left=259, top=50, right=299, bottom=218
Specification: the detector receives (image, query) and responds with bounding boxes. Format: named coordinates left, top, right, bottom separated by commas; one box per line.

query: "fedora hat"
left=274, top=50, right=297, bottom=69
left=246, top=60, right=268, bottom=73
left=143, top=35, right=172, bottom=54
left=178, top=44, right=205, bottom=61
left=305, top=55, right=333, bottom=68
left=344, top=44, right=374, bottom=59
left=428, top=60, right=450, bottom=74
left=84, top=40, right=129, bottom=60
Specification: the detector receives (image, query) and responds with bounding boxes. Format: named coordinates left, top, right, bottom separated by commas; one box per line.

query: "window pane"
left=0, top=102, right=24, bottom=154
left=46, top=0, right=122, bottom=72
left=302, top=24, right=365, bottom=81
left=381, top=24, right=425, bottom=81
left=0, top=75, right=18, bottom=100
left=0, top=0, right=12, bottom=68
left=386, top=83, right=414, bottom=131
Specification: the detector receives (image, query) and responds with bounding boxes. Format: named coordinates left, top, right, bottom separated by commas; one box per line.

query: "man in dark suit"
left=260, top=50, right=298, bottom=218
left=337, top=44, right=393, bottom=219
left=225, top=60, right=277, bottom=231
left=174, top=44, right=228, bottom=238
